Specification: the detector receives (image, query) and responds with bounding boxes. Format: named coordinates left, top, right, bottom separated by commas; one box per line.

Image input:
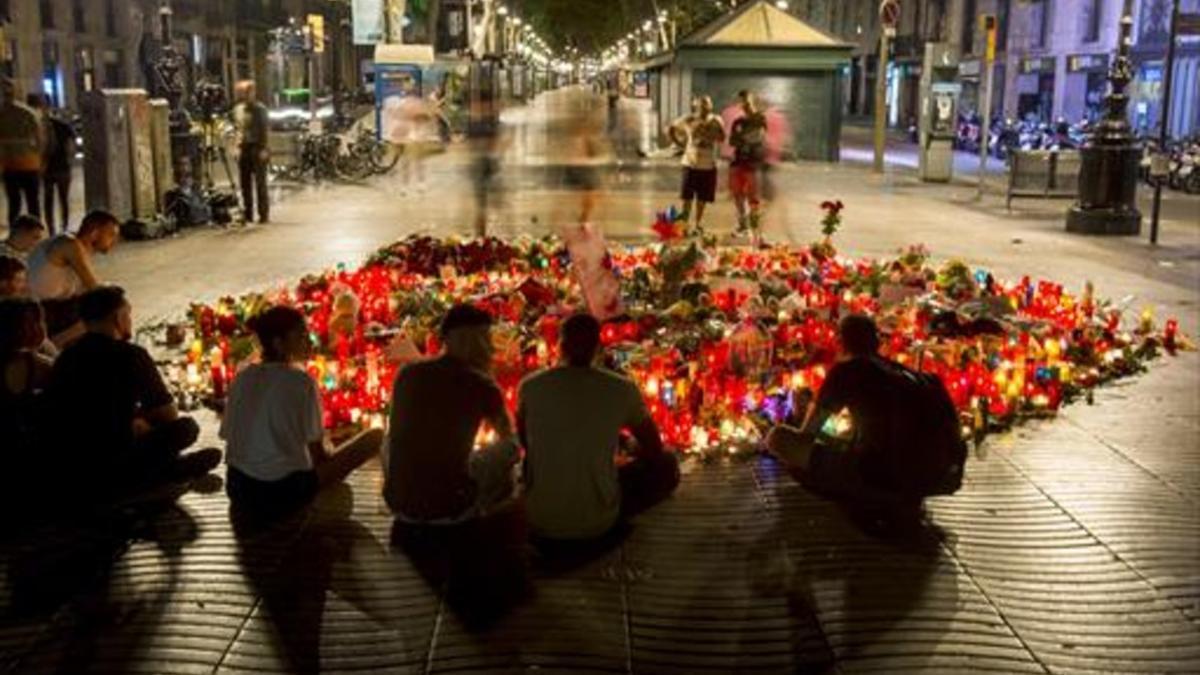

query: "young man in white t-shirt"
left=517, top=314, right=680, bottom=541
left=667, top=95, right=725, bottom=229
left=221, top=306, right=382, bottom=519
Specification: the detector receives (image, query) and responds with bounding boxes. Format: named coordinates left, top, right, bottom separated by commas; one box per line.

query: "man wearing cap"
left=384, top=304, right=520, bottom=524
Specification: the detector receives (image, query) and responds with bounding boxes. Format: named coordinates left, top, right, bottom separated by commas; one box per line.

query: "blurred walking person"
left=563, top=106, right=607, bottom=226
left=0, top=78, right=44, bottom=226
left=234, top=81, right=270, bottom=225
left=467, top=94, right=507, bottom=237
left=383, top=95, right=436, bottom=195
left=668, top=96, right=725, bottom=230
left=728, top=91, right=768, bottom=235
left=28, top=94, right=75, bottom=235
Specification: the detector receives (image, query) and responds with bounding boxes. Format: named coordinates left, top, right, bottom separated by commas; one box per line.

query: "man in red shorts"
left=728, top=91, right=768, bottom=235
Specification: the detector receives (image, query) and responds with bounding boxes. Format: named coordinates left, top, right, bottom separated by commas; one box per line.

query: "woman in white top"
left=26, top=210, right=120, bottom=340
left=221, top=305, right=382, bottom=520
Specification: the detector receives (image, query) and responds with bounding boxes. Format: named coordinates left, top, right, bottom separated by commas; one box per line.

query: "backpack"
left=877, top=358, right=968, bottom=497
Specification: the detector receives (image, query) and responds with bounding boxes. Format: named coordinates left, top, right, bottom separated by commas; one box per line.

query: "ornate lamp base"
left=1066, top=143, right=1142, bottom=236
left=1066, top=205, right=1142, bottom=235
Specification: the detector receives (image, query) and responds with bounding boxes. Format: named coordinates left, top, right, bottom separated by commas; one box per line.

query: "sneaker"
left=170, top=448, right=223, bottom=481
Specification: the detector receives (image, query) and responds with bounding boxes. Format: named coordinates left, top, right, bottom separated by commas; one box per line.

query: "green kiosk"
left=643, top=0, right=852, bottom=162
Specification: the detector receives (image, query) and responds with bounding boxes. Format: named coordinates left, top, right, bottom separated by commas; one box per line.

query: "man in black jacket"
left=234, top=80, right=270, bottom=224
left=28, top=94, right=75, bottom=234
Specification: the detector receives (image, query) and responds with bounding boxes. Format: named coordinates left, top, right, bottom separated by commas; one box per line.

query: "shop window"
left=42, top=40, right=62, bottom=106
left=39, top=0, right=55, bottom=29
left=998, top=0, right=1011, bottom=51
left=102, top=49, right=122, bottom=87
left=76, top=47, right=94, bottom=93
left=105, top=0, right=118, bottom=37
left=1036, top=0, right=1054, bottom=48
left=73, top=0, right=86, bottom=33
left=962, top=0, right=977, bottom=54
left=1084, top=0, right=1103, bottom=43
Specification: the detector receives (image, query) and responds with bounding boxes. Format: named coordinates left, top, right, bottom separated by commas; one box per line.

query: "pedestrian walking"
left=233, top=80, right=270, bottom=225
left=563, top=108, right=607, bottom=226
left=0, top=78, right=44, bottom=227
left=667, top=96, right=725, bottom=230
left=27, top=94, right=75, bottom=235
left=728, top=90, right=768, bottom=235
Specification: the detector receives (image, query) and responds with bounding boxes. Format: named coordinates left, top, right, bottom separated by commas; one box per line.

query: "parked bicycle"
left=272, top=129, right=400, bottom=183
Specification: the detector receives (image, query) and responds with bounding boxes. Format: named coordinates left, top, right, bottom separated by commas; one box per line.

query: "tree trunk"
left=426, top=0, right=441, bottom=48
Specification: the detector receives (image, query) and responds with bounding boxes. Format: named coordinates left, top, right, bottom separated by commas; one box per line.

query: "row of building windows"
left=958, top=0, right=1106, bottom=54
left=38, top=0, right=120, bottom=37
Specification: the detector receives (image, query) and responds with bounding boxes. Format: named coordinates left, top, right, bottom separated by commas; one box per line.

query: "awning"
left=373, top=44, right=436, bottom=65
left=682, top=0, right=848, bottom=48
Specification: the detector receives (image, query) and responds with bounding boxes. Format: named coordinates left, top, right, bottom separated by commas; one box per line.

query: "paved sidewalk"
left=1, top=90, right=1198, bottom=673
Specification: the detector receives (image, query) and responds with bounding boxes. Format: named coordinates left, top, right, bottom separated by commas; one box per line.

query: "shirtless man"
left=26, top=209, right=120, bottom=342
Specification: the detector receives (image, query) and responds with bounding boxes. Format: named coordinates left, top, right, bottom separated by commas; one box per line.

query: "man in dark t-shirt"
left=728, top=90, right=767, bottom=233
left=767, top=315, right=911, bottom=503
left=44, top=286, right=218, bottom=496
left=384, top=304, right=519, bottom=523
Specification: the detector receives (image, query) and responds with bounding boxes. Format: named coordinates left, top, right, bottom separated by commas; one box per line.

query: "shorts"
left=227, top=466, right=319, bottom=518
left=40, top=296, right=80, bottom=336
left=798, top=442, right=910, bottom=506
left=729, top=164, right=761, bottom=201
left=563, top=165, right=601, bottom=191
left=680, top=167, right=717, bottom=203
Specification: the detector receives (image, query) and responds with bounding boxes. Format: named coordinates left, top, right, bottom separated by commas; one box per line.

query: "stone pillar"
left=1065, top=0, right=1141, bottom=236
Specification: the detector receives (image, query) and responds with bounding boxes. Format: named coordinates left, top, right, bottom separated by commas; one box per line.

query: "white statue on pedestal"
left=386, top=0, right=407, bottom=43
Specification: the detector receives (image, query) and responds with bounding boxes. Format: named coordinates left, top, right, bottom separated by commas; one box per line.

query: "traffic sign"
left=308, top=14, right=326, bottom=53
left=981, top=14, right=997, bottom=62
left=880, top=0, right=901, bottom=31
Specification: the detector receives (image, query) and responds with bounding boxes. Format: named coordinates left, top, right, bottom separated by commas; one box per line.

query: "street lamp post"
left=1149, top=0, right=1182, bottom=245
left=1065, top=0, right=1141, bottom=236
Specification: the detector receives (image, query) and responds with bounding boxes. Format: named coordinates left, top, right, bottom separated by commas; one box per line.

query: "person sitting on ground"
left=0, top=213, right=47, bottom=261
left=766, top=315, right=966, bottom=515
left=384, top=304, right=520, bottom=524
left=0, top=298, right=54, bottom=504
left=518, top=313, right=680, bottom=541
left=27, top=209, right=120, bottom=342
left=0, top=255, right=28, bottom=297
left=222, top=306, right=383, bottom=520
left=44, top=286, right=219, bottom=498
left=0, top=298, right=53, bottom=420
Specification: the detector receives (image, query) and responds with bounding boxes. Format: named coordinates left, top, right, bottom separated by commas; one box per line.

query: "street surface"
left=1, top=89, right=1198, bottom=673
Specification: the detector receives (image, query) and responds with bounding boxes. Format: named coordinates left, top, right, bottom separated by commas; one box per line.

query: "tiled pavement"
left=2, top=90, right=1199, bottom=673
left=3, top=393, right=1197, bottom=674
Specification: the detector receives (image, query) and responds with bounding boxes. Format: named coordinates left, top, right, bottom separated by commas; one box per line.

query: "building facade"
left=0, top=0, right=360, bottom=111
left=1130, top=0, right=1200, bottom=138
left=782, top=0, right=1198, bottom=137
left=957, top=0, right=1198, bottom=136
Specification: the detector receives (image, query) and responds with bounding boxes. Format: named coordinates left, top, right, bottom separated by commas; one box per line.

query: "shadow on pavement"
left=231, top=484, right=437, bottom=675
left=752, top=458, right=957, bottom=670
left=390, top=505, right=532, bottom=632
left=2, top=500, right=197, bottom=672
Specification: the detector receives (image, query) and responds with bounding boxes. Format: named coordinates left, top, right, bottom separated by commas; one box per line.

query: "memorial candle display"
left=156, top=231, right=1188, bottom=455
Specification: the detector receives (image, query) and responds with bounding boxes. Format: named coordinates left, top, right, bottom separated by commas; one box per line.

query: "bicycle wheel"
left=336, top=151, right=371, bottom=181
left=370, top=140, right=402, bottom=174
